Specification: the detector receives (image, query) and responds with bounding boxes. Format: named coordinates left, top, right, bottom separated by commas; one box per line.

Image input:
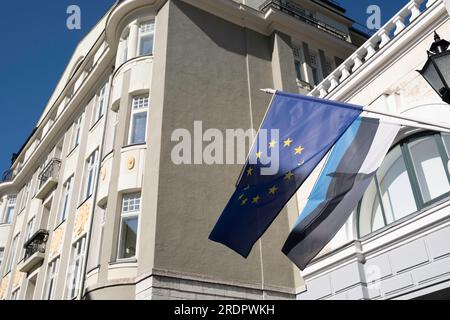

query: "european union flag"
left=209, top=91, right=362, bottom=258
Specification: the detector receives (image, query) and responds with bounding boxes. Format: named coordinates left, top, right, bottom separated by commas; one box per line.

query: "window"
left=58, top=177, right=73, bottom=225
left=408, top=136, right=450, bottom=202
left=309, top=52, right=321, bottom=85
left=81, top=150, right=99, bottom=202
left=293, top=47, right=305, bottom=82
left=19, top=182, right=30, bottom=211
left=138, top=21, right=155, bottom=56
left=122, top=35, right=129, bottom=64
left=93, top=84, right=107, bottom=124
left=118, top=193, right=141, bottom=260
left=69, top=114, right=83, bottom=151
left=25, top=217, right=35, bottom=241
left=96, top=209, right=107, bottom=266
left=6, top=234, right=19, bottom=273
left=0, top=248, right=4, bottom=268
left=129, top=95, right=149, bottom=144
left=3, top=195, right=16, bottom=224
left=325, top=59, right=334, bottom=76
left=66, top=238, right=86, bottom=300
left=359, top=132, right=450, bottom=237
left=11, top=288, right=20, bottom=300
left=31, top=169, right=39, bottom=197
left=45, top=258, right=60, bottom=300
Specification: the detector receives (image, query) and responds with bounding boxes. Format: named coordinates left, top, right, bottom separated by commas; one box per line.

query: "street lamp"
left=418, top=32, right=450, bottom=104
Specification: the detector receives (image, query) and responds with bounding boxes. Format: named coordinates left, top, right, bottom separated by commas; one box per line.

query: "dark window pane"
left=140, top=35, right=153, bottom=56
left=131, top=112, right=147, bottom=144
left=120, top=217, right=138, bottom=259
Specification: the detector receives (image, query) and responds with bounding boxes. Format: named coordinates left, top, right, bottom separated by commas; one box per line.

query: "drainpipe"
left=78, top=67, right=115, bottom=300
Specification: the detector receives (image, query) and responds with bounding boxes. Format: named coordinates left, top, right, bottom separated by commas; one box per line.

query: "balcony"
left=259, top=0, right=349, bottom=42
left=1, top=169, right=15, bottom=183
left=35, top=158, right=61, bottom=200
left=19, top=230, right=49, bottom=273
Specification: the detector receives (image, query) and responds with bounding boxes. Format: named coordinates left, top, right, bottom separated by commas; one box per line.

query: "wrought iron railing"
left=23, top=230, right=49, bottom=261
left=1, top=169, right=15, bottom=183
left=38, top=158, right=61, bottom=189
left=259, top=0, right=349, bottom=42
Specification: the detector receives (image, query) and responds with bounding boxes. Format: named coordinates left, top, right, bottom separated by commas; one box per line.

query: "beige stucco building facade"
left=1, top=0, right=450, bottom=300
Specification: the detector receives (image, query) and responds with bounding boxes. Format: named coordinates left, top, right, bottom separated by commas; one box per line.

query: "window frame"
left=66, top=237, right=86, bottom=300
left=3, top=195, right=16, bottom=224
left=92, top=83, right=108, bottom=126
left=0, top=247, right=4, bottom=268
left=308, top=50, right=322, bottom=85
left=57, top=176, right=73, bottom=225
left=137, top=20, right=155, bottom=56
left=358, top=131, right=450, bottom=238
left=45, top=257, right=60, bottom=300
left=19, top=182, right=31, bottom=212
left=69, top=114, right=83, bottom=153
left=11, top=287, right=20, bottom=300
left=117, top=193, right=141, bottom=261
left=6, top=233, right=20, bottom=273
left=128, top=95, right=149, bottom=145
left=80, top=150, right=99, bottom=203
left=122, top=34, right=129, bottom=64
left=25, top=217, right=36, bottom=241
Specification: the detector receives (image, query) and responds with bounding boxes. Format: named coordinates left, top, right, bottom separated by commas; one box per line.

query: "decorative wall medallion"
left=127, top=156, right=136, bottom=170
left=50, top=226, right=65, bottom=257
left=73, top=203, right=90, bottom=237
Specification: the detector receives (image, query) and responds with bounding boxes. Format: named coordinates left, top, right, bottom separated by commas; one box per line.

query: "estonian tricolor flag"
left=282, top=117, right=400, bottom=270
left=209, top=92, right=363, bottom=258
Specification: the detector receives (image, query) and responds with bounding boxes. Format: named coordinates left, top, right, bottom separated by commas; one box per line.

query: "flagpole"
left=235, top=90, right=277, bottom=187
left=260, top=89, right=450, bottom=133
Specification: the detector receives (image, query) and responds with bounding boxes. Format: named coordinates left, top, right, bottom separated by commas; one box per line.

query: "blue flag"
left=209, top=91, right=363, bottom=258
left=282, top=118, right=400, bottom=270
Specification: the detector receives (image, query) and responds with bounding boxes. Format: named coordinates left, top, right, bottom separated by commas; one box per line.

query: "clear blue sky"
left=0, top=0, right=407, bottom=174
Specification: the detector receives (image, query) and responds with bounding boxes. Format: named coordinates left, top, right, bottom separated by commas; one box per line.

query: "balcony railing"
left=20, top=229, right=49, bottom=273
left=38, top=158, right=61, bottom=189
left=259, top=0, right=349, bottom=42
left=309, top=0, right=437, bottom=98
left=35, top=158, right=61, bottom=200
left=23, top=230, right=49, bottom=261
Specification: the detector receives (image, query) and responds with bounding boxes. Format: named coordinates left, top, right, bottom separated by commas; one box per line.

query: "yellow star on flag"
left=238, top=194, right=245, bottom=200
left=247, top=167, right=253, bottom=176
left=284, top=171, right=294, bottom=180
left=256, top=151, right=263, bottom=159
left=294, top=146, right=304, bottom=155
left=268, top=186, right=278, bottom=195
left=283, top=138, right=293, bottom=147
left=252, top=195, right=261, bottom=204
left=269, top=140, right=277, bottom=148
left=241, top=198, right=248, bottom=206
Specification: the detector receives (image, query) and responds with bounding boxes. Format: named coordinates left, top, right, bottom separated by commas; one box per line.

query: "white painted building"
left=297, top=0, right=450, bottom=300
